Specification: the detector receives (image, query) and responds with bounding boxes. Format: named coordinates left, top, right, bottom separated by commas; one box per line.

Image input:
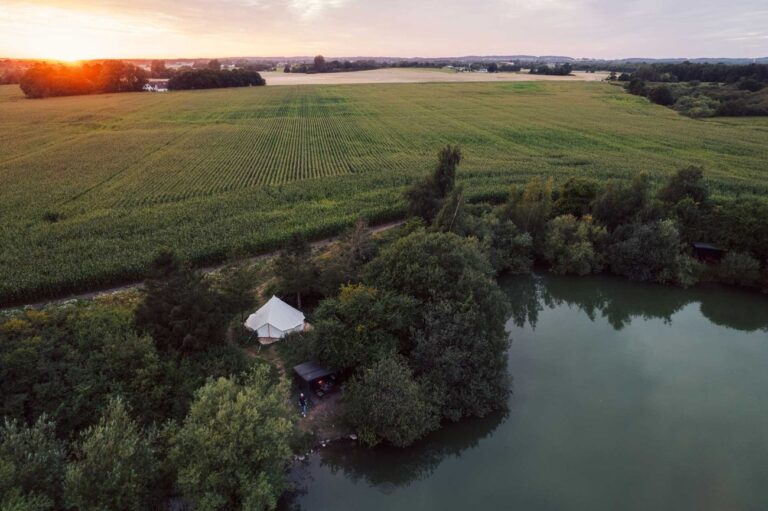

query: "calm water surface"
left=286, top=274, right=768, bottom=511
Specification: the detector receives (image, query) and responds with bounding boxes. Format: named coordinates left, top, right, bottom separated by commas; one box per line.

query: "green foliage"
left=365, top=230, right=495, bottom=303
left=648, top=85, right=675, bottom=106
left=272, top=233, right=318, bottom=309
left=365, top=230, right=511, bottom=424
left=657, top=166, right=709, bottom=206
left=64, top=398, right=158, bottom=511
left=312, top=284, right=417, bottom=370
left=0, top=305, right=170, bottom=434
left=433, top=189, right=532, bottom=274
left=592, top=172, right=655, bottom=230
left=554, top=177, right=600, bottom=217
left=0, top=416, right=66, bottom=510
left=716, top=252, right=762, bottom=288
left=711, top=198, right=768, bottom=262
left=544, top=215, right=608, bottom=275
left=171, top=365, right=294, bottom=511
left=411, top=298, right=511, bottom=422
left=315, top=220, right=378, bottom=297
left=674, top=95, right=719, bottom=118
left=502, top=177, right=554, bottom=252
left=135, top=250, right=228, bottom=356
left=405, top=145, right=462, bottom=222
left=608, top=220, right=699, bottom=286
left=344, top=356, right=438, bottom=447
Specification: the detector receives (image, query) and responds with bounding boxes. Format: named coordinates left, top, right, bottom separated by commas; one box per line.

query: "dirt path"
left=2, top=220, right=404, bottom=312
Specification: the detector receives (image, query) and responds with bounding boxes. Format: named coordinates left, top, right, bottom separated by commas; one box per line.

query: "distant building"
left=691, top=242, right=727, bottom=263
left=143, top=79, right=169, bottom=92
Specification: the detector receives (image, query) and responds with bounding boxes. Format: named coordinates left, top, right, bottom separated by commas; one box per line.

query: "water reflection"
left=506, top=273, right=768, bottom=333
left=318, top=410, right=505, bottom=488
left=286, top=274, right=768, bottom=511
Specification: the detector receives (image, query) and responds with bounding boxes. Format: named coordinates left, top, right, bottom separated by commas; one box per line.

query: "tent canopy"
left=293, top=361, right=335, bottom=383
left=244, top=296, right=305, bottom=339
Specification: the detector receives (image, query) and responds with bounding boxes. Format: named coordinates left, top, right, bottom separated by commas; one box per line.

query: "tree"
left=592, top=172, right=655, bottom=230
left=64, top=398, right=158, bottom=511
left=150, top=60, right=168, bottom=78
left=404, top=145, right=462, bottom=222
left=171, top=365, right=294, bottom=511
left=345, top=356, right=438, bottom=447
left=608, top=220, right=698, bottom=286
left=208, top=59, right=222, bottom=71
left=648, top=85, right=675, bottom=106
left=554, top=177, right=600, bottom=217
left=216, top=263, right=257, bottom=323
left=312, top=284, right=417, bottom=369
left=364, top=231, right=511, bottom=421
left=487, top=62, right=499, bottom=73
left=501, top=177, right=554, bottom=253
left=543, top=215, right=608, bottom=275
left=716, top=252, right=761, bottom=287
left=432, top=193, right=532, bottom=274
left=313, top=55, right=326, bottom=71
left=135, top=250, right=227, bottom=356
left=0, top=416, right=66, bottom=510
left=657, top=166, right=709, bottom=206
left=315, top=219, right=377, bottom=296
left=273, top=233, right=317, bottom=309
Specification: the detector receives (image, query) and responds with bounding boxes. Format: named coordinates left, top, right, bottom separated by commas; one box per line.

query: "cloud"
left=0, top=0, right=766, bottom=58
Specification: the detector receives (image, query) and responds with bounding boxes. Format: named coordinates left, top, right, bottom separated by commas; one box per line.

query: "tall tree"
left=64, top=398, right=158, bottom=511
left=404, top=145, right=462, bottom=222
left=0, top=416, right=66, bottom=510
left=273, top=233, right=317, bottom=309
left=171, top=365, right=294, bottom=511
left=135, top=250, right=227, bottom=357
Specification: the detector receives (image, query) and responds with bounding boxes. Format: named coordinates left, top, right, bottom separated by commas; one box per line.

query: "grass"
left=0, top=81, right=766, bottom=304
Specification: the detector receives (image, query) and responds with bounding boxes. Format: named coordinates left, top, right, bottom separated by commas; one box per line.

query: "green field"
left=1, top=81, right=766, bottom=304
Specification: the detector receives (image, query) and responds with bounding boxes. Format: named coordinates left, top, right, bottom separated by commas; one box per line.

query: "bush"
left=0, top=416, right=66, bottom=509
left=171, top=365, right=294, bottom=511
left=543, top=215, right=607, bottom=275
left=648, top=85, right=675, bottom=106
left=64, top=398, right=158, bottom=511
left=716, top=252, right=761, bottom=287
left=674, top=95, right=719, bottom=118
left=608, top=220, right=699, bottom=286
left=344, top=356, right=438, bottom=447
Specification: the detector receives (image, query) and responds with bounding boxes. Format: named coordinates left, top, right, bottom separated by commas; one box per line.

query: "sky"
left=1, top=0, right=767, bottom=61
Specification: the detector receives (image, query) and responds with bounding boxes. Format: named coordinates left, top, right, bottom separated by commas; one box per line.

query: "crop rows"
left=0, top=81, right=766, bottom=304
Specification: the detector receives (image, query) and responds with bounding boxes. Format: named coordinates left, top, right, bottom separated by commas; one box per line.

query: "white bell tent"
left=244, top=296, right=305, bottom=340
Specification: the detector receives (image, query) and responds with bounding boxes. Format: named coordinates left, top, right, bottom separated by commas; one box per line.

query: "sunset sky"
left=1, top=0, right=766, bottom=61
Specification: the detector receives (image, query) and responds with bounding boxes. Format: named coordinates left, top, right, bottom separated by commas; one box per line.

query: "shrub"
left=345, top=356, right=438, bottom=447
left=608, top=220, right=699, bottom=286
left=543, top=215, right=608, bottom=275
left=716, top=252, right=761, bottom=287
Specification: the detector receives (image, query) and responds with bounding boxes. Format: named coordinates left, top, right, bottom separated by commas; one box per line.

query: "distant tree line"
left=621, top=63, right=768, bottom=117
left=19, top=61, right=148, bottom=98
left=529, top=63, right=573, bottom=76
left=285, top=55, right=380, bottom=74
left=285, top=55, right=524, bottom=74
left=168, top=69, right=266, bottom=90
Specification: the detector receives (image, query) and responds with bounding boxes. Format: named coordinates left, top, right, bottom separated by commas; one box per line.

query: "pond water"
left=285, top=274, right=768, bottom=511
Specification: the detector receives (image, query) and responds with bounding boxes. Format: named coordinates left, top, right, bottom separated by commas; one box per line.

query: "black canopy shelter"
left=691, top=242, right=727, bottom=262
left=293, top=361, right=336, bottom=396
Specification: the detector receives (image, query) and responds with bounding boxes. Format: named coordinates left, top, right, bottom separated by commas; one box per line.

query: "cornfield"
left=0, top=81, right=766, bottom=304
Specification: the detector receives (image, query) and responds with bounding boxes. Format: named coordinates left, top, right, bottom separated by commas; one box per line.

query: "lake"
left=285, top=274, right=768, bottom=511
